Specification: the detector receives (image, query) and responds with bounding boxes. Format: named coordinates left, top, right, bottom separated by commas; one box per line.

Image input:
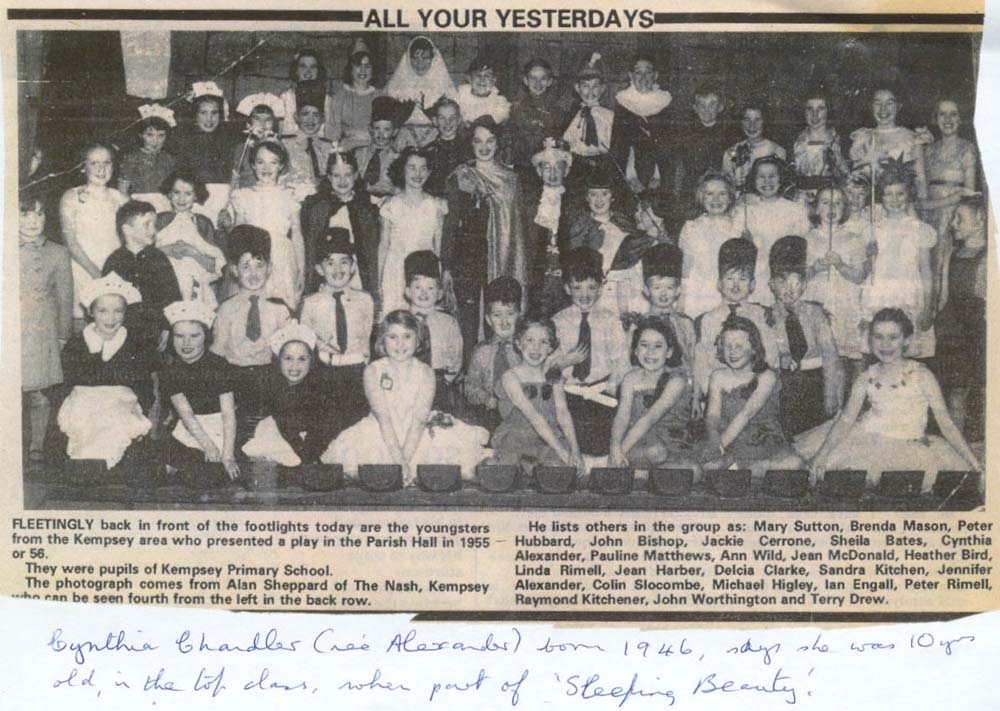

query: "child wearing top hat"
left=300, top=228, right=375, bottom=437
left=354, top=96, right=404, bottom=200
left=767, top=235, right=843, bottom=436
left=692, top=237, right=779, bottom=401
left=211, top=225, right=291, bottom=445
left=404, top=250, right=463, bottom=414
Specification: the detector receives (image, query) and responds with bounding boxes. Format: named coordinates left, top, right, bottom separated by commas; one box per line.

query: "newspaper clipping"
left=1, top=0, right=995, bottom=639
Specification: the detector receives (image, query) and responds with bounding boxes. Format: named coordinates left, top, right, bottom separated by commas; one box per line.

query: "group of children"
left=19, top=39, right=986, bottom=495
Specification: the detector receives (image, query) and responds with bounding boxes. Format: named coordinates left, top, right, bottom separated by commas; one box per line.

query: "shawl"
left=385, top=36, right=457, bottom=110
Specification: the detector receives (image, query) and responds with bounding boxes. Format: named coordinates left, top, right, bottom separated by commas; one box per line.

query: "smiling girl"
left=378, top=147, right=447, bottom=314
left=738, top=156, right=810, bottom=304
left=699, top=315, right=801, bottom=478
left=222, top=140, right=306, bottom=309
left=610, top=317, right=696, bottom=472
left=677, top=172, right=744, bottom=318
left=242, top=321, right=336, bottom=467
left=849, top=85, right=929, bottom=199
left=861, top=162, right=937, bottom=358
left=330, top=42, right=383, bottom=151
left=443, top=116, right=529, bottom=354
left=58, top=274, right=153, bottom=468
left=301, top=148, right=380, bottom=297
left=491, top=317, right=582, bottom=477
left=797, top=308, right=978, bottom=489
left=155, top=171, right=225, bottom=305
left=920, top=98, right=980, bottom=310
left=804, top=185, right=871, bottom=364
left=60, top=143, right=128, bottom=324
left=160, top=300, right=239, bottom=481
left=280, top=49, right=335, bottom=138
left=323, top=310, right=491, bottom=484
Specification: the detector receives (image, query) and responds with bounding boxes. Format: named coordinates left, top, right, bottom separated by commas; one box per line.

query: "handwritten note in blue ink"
left=0, top=598, right=996, bottom=710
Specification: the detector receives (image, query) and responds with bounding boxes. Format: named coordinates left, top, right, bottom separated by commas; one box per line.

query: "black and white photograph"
left=15, top=28, right=987, bottom=511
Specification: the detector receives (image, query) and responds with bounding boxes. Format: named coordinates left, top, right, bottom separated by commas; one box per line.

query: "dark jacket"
left=300, top=184, right=381, bottom=298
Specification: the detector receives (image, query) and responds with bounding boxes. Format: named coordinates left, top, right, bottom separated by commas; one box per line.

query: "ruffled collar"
left=615, top=85, right=671, bottom=118
left=345, top=84, right=377, bottom=97
left=83, top=323, right=128, bottom=362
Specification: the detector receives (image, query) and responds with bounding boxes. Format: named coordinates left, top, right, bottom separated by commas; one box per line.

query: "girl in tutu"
left=699, top=315, right=802, bottom=478
left=610, top=316, right=697, bottom=472
left=242, top=322, right=337, bottom=467
left=58, top=274, right=153, bottom=468
left=798, top=308, right=979, bottom=490
left=322, top=310, right=491, bottom=484
left=160, top=301, right=240, bottom=481
left=491, top=317, right=583, bottom=477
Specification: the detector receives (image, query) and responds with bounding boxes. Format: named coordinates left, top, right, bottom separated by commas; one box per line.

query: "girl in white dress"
left=736, top=156, right=810, bottom=304
left=59, top=143, right=128, bottom=322
left=222, top=140, right=306, bottom=309
left=378, top=147, right=448, bottom=314
left=677, top=172, right=743, bottom=319
left=797, top=308, right=979, bottom=491
left=848, top=86, right=930, bottom=200
left=862, top=162, right=937, bottom=358
left=323, top=310, right=491, bottom=484
left=804, top=186, right=872, bottom=364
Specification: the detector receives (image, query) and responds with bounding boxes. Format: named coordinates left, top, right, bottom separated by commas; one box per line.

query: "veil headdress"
left=385, top=36, right=457, bottom=119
